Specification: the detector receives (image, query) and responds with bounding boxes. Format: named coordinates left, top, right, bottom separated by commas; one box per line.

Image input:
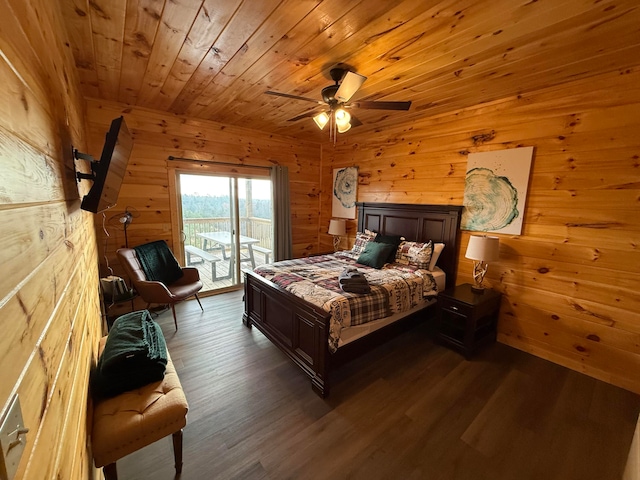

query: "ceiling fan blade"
left=265, top=91, right=323, bottom=104
left=287, top=110, right=324, bottom=122
left=335, top=71, right=367, bottom=103
left=349, top=114, right=363, bottom=128
left=352, top=100, right=412, bottom=111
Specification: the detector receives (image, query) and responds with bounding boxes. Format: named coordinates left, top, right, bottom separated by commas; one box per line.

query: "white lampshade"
left=465, top=235, right=500, bottom=262
left=328, top=219, right=346, bottom=236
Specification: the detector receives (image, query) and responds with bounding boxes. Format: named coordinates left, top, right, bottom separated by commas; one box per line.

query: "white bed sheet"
left=338, top=267, right=445, bottom=347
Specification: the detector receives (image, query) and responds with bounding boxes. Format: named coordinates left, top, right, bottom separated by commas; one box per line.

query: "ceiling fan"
left=265, top=67, right=411, bottom=140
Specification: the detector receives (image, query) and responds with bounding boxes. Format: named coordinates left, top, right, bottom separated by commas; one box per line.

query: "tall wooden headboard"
left=356, top=203, right=463, bottom=290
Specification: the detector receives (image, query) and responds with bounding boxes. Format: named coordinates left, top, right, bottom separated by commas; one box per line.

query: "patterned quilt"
left=252, top=253, right=437, bottom=352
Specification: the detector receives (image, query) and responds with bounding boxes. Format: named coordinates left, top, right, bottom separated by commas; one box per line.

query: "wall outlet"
left=0, top=395, right=28, bottom=480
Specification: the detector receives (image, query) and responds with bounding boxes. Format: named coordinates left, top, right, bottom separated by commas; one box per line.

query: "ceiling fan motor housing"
left=321, top=85, right=339, bottom=105
left=322, top=67, right=347, bottom=105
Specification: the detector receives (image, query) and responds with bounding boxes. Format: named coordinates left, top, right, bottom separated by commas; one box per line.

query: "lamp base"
left=470, top=284, right=486, bottom=294
left=332, top=236, right=341, bottom=252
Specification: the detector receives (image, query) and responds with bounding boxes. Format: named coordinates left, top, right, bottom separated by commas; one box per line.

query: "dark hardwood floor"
left=115, top=290, right=640, bottom=480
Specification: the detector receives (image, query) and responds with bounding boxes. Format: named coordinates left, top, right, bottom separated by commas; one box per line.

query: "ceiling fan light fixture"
left=334, top=108, right=351, bottom=127
left=266, top=66, right=411, bottom=142
left=337, top=121, right=351, bottom=134
left=313, top=112, right=330, bottom=130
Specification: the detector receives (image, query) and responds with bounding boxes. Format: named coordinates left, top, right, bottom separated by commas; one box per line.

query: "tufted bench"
left=91, top=337, right=188, bottom=480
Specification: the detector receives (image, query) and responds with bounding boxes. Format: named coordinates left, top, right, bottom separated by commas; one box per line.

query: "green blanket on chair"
left=134, top=240, right=184, bottom=285
left=91, top=310, right=168, bottom=399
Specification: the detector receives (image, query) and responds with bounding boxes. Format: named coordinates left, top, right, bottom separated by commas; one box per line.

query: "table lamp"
left=328, top=219, right=346, bottom=251
left=465, top=235, right=500, bottom=293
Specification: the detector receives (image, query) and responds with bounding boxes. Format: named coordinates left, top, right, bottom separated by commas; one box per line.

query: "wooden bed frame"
left=243, top=203, right=463, bottom=397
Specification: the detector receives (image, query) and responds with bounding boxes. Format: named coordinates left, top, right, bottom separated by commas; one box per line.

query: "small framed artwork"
left=461, top=146, right=534, bottom=235
left=332, top=166, right=358, bottom=219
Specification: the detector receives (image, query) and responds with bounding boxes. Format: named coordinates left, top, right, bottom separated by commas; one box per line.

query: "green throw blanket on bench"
left=91, top=310, right=168, bottom=399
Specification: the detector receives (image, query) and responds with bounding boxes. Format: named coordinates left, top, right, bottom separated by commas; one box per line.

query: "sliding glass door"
left=177, top=173, right=272, bottom=293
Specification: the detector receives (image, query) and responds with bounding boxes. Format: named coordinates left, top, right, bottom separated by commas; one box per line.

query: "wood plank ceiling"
left=60, top=0, right=640, bottom=142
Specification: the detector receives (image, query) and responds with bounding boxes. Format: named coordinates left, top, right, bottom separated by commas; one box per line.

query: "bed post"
left=242, top=273, right=252, bottom=327
left=312, top=320, right=330, bottom=398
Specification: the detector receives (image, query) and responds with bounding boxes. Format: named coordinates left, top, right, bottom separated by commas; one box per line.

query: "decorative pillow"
left=350, top=229, right=377, bottom=257
left=374, top=234, right=404, bottom=264
left=395, top=240, right=433, bottom=269
left=357, top=242, right=395, bottom=269
left=429, top=243, right=445, bottom=271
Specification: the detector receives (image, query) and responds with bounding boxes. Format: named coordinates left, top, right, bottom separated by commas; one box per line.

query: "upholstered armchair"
left=117, top=242, right=203, bottom=330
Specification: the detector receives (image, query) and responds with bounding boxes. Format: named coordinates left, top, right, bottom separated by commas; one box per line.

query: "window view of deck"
left=182, top=216, right=272, bottom=290
left=179, top=174, right=273, bottom=292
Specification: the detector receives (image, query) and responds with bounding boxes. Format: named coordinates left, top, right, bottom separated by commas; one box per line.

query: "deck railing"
left=183, top=217, right=273, bottom=250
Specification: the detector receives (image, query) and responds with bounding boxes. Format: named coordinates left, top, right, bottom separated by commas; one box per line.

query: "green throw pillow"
left=357, top=242, right=395, bottom=269
left=374, top=233, right=403, bottom=263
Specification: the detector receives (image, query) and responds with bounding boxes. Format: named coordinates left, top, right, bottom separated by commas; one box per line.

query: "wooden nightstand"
left=437, top=283, right=502, bottom=359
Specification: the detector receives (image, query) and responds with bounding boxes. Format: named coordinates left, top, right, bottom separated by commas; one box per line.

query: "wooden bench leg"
left=172, top=429, right=184, bottom=474
left=103, top=462, right=118, bottom=480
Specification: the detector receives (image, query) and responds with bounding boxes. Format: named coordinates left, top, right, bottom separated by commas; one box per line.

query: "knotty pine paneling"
left=60, top=0, right=640, bottom=142
left=84, top=99, right=322, bottom=306
left=0, top=0, right=103, bottom=479
left=625, top=416, right=640, bottom=479
left=322, top=67, right=640, bottom=394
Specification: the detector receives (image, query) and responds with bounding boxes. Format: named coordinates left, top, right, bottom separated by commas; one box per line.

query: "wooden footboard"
left=243, top=269, right=333, bottom=396
left=243, top=269, right=440, bottom=397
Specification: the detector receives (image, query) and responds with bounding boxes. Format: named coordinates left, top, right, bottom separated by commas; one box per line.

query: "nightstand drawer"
left=439, top=297, right=473, bottom=317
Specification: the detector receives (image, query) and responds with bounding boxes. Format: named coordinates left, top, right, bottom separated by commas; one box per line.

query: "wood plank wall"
left=83, top=99, right=321, bottom=312
left=322, top=67, right=640, bottom=394
left=3, top=3, right=635, bottom=479
left=625, top=416, right=640, bottom=479
left=0, top=0, right=103, bottom=479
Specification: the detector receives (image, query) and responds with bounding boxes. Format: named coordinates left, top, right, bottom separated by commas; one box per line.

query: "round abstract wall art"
left=332, top=166, right=358, bottom=218
left=462, top=167, right=519, bottom=231
left=334, top=168, right=357, bottom=208
left=461, top=146, right=534, bottom=235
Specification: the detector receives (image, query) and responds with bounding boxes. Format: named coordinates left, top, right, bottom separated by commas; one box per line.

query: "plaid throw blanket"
left=253, top=253, right=437, bottom=352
